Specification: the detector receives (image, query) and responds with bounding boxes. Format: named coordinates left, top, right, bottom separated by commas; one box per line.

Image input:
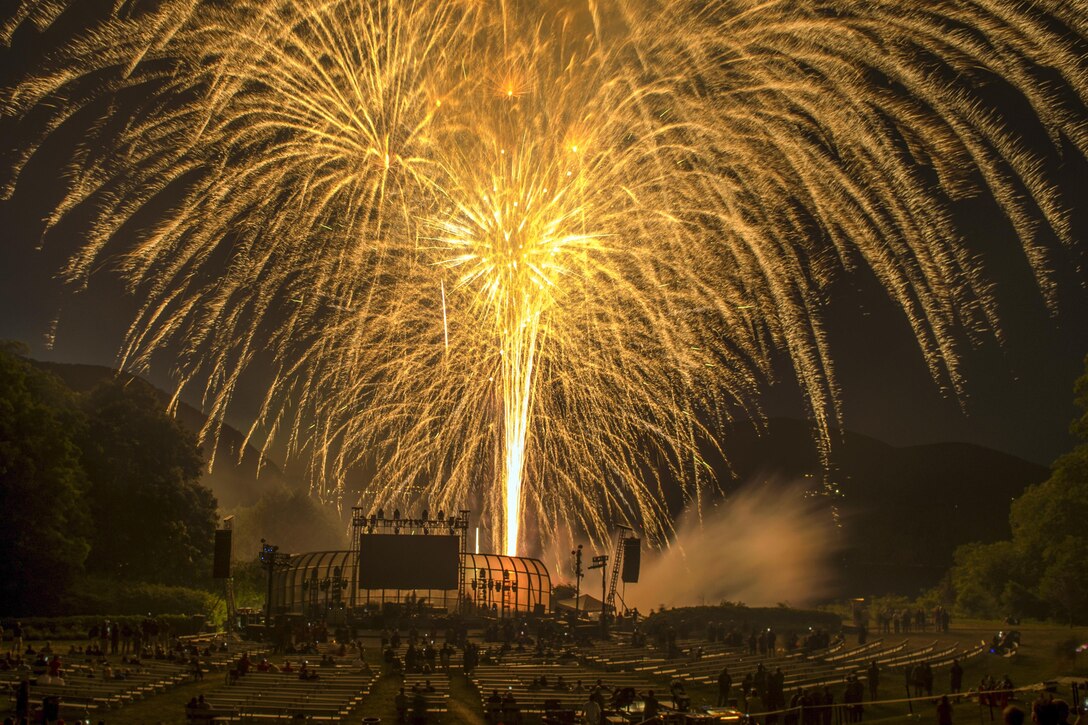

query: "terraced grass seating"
left=0, top=658, right=192, bottom=721
left=404, top=672, right=451, bottom=715
left=472, top=663, right=661, bottom=718
left=929, top=642, right=986, bottom=669
left=585, top=637, right=750, bottom=673
left=647, top=648, right=809, bottom=683
left=203, top=667, right=374, bottom=721
left=874, top=642, right=940, bottom=670
left=587, top=637, right=847, bottom=679
left=823, top=640, right=888, bottom=664
left=638, top=640, right=922, bottom=693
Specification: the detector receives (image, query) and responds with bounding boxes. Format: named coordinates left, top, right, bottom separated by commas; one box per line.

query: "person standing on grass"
left=643, top=690, right=660, bottom=720
left=582, top=692, right=602, bottom=725
left=950, top=659, right=963, bottom=693
left=15, top=680, right=29, bottom=720
left=411, top=687, right=428, bottom=725
left=395, top=686, right=408, bottom=724
left=719, top=666, right=733, bottom=706
left=937, top=695, right=953, bottom=725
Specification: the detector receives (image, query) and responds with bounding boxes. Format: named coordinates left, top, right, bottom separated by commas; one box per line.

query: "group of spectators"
left=228, top=641, right=370, bottom=684
left=875, top=606, right=952, bottom=634
left=395, top=680, right=438, bottom=724
left=580, top=682, right=663, bottom=725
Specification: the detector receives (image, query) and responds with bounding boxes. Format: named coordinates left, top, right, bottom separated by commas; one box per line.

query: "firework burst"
left=3, top=0, right=1085, bottom=555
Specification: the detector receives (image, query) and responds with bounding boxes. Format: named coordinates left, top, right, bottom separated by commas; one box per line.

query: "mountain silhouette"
left=31, top=360, right=1047, bottom=594
left=713, top=417, right=1048, bottom=595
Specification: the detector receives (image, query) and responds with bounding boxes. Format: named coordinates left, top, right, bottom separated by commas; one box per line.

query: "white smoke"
left=624, top=482, right=841, bottom=610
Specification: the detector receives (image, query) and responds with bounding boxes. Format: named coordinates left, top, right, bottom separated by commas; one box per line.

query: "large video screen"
left=358, top=534, right=459, bottom=590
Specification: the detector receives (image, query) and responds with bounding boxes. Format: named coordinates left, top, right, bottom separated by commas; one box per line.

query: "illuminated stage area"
left=270, top=551, right=551, bottom=617
left=268, top=509, right=551, bottom=617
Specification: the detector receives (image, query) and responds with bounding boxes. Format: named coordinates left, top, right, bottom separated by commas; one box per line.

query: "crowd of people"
left=5, top=608, right=1087, bottom=725
left=875, top=606, right=952, bottom=634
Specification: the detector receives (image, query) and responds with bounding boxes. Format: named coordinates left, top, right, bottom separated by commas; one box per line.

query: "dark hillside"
left=32, top=360, right=295, bottom=509
left=716, top=418, right=1048, bottom=594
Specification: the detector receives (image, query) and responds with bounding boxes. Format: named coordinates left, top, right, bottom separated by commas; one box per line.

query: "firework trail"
left=2, top=1, right=1085, bottom=555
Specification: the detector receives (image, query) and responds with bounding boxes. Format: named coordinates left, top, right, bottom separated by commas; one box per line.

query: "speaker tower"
left=621, top=537, right=640, bottom=583
left=212, top=529, right=232, bottom=579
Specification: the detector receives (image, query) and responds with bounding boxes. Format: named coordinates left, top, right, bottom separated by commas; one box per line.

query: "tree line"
left=948, top=355, right=1088, bottom=624
left=0, top=342, right=218, bottom=616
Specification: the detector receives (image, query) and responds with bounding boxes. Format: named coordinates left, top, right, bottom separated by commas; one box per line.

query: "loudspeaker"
left=533, top=603, right=546, bottom=616
left=621, top=537, right=641, bottom=583
left=212, top=529, right=232, bottom=579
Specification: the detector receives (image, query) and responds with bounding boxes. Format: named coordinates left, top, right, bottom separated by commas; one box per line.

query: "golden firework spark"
left=3, top=0, right=1085, bottom=555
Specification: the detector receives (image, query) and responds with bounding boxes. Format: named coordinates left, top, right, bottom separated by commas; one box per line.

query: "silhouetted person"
left=937, top=695, right=953, bottom=725
left=1034, top=699, right=1061, bottom=725
left=950, top=659, right=963, bottom=693
left=395, top=687, right=408, bottom=724
left=411, top=688, right=428, bottom=725
left=719, top=666, right=733, bottom=706
left=821, top=686, right=835, bottom=725
left=1003, top=705, right=1026, bottom=725
left=644, top=690, right=660, bottom=720
left=15, top=681, right=29, bottom=720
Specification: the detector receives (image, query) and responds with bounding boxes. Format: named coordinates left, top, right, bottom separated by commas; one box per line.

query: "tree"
left=0, top=342, right=90, bottom=615
left=79, top=378, right=217, bottom=585
left=950, top=541, right=1028, bottom=618
left=1037, top=536, right=1088, bottom=626
left=950, top=355, right=1088, bottom=623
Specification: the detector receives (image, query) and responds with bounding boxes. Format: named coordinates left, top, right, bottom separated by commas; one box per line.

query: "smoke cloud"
left=625, top=482, right=841, bottom=611
left=228, top=485, right=349, bottom=558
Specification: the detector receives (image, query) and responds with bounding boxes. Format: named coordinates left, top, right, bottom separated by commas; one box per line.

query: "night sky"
left=1, top=4, right=1086, bottom=470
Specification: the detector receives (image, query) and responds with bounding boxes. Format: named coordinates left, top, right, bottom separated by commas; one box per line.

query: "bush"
left=1, top=613, right=206, bottom=641
left=63, top=576, right=217, bottom=619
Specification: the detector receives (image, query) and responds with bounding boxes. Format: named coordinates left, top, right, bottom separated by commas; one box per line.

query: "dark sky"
left=1, top=5, right=1085, bottom=469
